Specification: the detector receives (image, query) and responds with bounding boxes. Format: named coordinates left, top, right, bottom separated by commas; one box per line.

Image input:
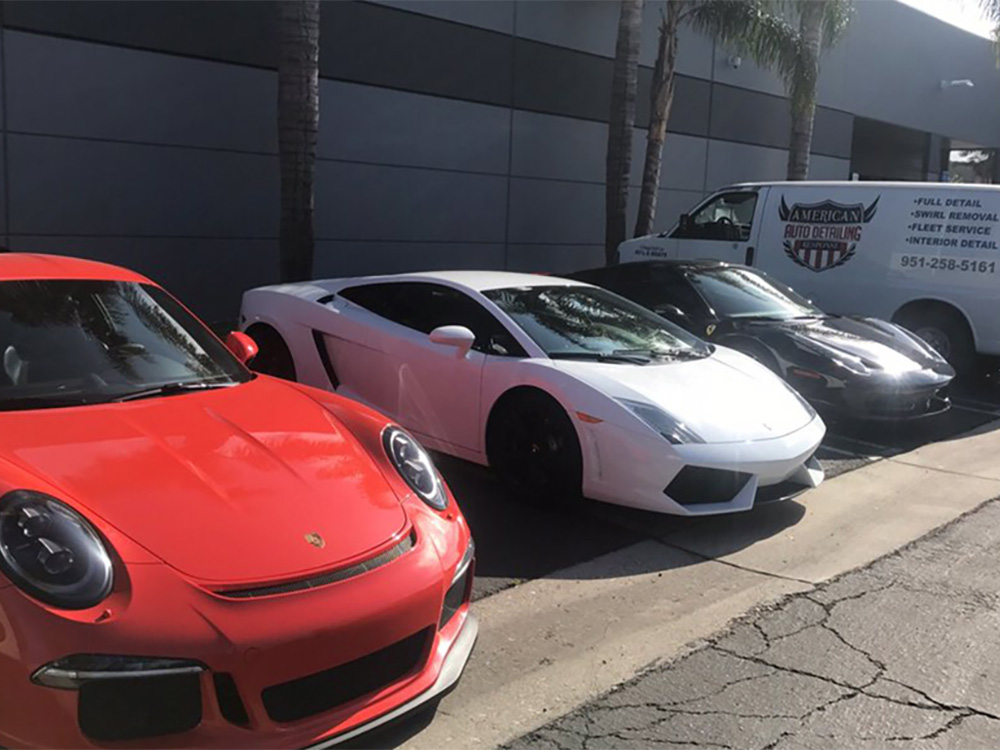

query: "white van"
left=619, top=181, right=1000, bottom=367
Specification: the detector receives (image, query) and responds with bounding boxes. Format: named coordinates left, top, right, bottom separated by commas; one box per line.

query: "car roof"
left=0, top=253, right=150, bottom=283
left=728, top=180, right=1000, bottom=190
left=330, top=269, right=588, bottom=292
left=579, top=259, right=732, bottom=274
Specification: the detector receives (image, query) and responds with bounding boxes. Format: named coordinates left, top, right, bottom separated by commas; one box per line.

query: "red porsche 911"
left=0, top=254, right=477, bottom=748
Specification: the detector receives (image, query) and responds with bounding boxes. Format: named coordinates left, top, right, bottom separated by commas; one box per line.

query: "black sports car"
left=568, top=260, right=955, bottom=421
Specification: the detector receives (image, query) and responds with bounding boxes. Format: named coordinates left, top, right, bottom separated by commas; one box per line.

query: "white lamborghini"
left=239, top=271, right=825, bottom=515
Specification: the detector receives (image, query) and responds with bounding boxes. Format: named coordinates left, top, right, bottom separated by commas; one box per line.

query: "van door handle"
left=745, top=246, right=756, bottom=266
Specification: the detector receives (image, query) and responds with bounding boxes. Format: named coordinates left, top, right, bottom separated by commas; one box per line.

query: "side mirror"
left=678, top=213, right=693, bottom=233
left=429, top=325, right=476, bottom=355
left=226, top=331, right=259, bottom=365
left=655, top=303, right=688, bottom=321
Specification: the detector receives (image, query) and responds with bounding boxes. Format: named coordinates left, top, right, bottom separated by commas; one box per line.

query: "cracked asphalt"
left=505, top=496, right=1000, bottom=750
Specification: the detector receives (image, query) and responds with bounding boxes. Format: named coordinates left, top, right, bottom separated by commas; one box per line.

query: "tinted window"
left=671, top=191, right=757, bottom=241
left=483, top=285, right=709, bottom=361
left=340, top=282, right=526, bottom=357
left=616, top=265, right=708, bottom=318
left=0, top=280, right=248, bottom=410
left=685, top=267, right=822, bottom=321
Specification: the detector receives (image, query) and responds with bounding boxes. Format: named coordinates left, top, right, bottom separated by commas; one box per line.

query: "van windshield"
left=686, top=267, right=823, bottom=321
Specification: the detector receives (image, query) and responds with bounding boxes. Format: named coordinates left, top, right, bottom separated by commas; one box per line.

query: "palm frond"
left=686, top=0, right=802, bottom=85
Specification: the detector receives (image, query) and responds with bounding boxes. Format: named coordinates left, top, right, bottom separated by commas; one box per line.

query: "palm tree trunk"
left=634, top=1, right=680, bottom=238
left=278, top=0, right=320, bottom=282
left=605, top=0, right=644, bottom=265
left=786, top=2, right=823, bottom=181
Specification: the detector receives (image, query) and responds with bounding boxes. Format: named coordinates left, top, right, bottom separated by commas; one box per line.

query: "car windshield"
left=686, top=267, right=823, bottom=321
left=483, top=285, right=709, bottom=361
left=0, top=279, right=250, bottom=411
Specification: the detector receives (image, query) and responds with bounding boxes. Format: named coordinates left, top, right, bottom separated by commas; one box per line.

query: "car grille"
left=78, top=672, right=202, bottom=741
left=215, top=531, right=415, bottom=599
left=665, top=466, right=751, bottom=505
left=261, top=627, right=433, bottom=723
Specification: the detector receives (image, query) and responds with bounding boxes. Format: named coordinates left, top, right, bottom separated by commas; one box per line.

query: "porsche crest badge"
left=304, top=532, right=326, bottom=549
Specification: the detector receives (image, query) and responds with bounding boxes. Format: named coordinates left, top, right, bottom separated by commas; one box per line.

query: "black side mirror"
left=678, top=213, right=693, bottom=234
left=655, top=303, right=688, bottom=320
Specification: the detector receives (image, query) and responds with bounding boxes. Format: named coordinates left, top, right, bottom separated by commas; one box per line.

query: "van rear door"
left=670, top=187, right=765, bottom=266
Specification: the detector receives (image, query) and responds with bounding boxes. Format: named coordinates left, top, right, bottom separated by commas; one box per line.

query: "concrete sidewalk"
left=507, top=495, right=1000, bottom=750
left=402, top=420, right=1000, bottom=750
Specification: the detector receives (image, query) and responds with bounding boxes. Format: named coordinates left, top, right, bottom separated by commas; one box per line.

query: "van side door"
left=671, top=189, right=762, bottom=266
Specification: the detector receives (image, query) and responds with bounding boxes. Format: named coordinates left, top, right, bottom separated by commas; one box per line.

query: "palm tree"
left=606, top=0, right=645, bottom=265
left=635, top=0, right=803, bottom=236
left=277, top=0, right=321, bottom=282
left=782, top=0, right=852, bottom=180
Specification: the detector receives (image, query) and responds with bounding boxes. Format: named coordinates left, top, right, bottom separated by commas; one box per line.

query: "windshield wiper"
left=111, top=380, right=239, bottom=403
left=548, top=350, right=652, bottom=365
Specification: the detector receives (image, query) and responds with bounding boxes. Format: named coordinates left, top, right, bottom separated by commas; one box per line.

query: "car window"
left=685, top=267, right=823, bottom=321
left=671, top=191, right=757, bottom=241
left=483, top=284, right=710, bottom=360
left=615, top=266, right=708, bottom=317
left=0, top=280, right=249, bottom=411
left=340, top=282, right=527, bottom=357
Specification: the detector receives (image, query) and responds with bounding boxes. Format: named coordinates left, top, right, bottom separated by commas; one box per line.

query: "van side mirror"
left=678, top=214, right=693, bottom=233
left=429, top=325, right=476, bottom=355
left=226, top=331, right=259, bottom=365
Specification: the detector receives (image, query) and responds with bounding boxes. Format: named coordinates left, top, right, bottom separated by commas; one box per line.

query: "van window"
left=672, top=191, right=757, bottom=242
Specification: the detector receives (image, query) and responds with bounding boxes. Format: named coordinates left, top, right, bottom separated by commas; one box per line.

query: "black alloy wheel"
left=244, top=324, right=298, bottom=382
left=486, top=390, right=583, bottom=504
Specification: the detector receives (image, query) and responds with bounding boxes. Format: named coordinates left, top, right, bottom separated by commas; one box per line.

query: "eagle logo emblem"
left=778, top=195, right=880, bottom=272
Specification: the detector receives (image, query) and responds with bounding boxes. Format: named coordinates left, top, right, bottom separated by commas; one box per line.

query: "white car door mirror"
left=429, top=325, right=476, bottom=354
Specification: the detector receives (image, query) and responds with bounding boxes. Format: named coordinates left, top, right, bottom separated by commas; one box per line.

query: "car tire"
left=244, top=324, right=298, bottom=381
left=486, top=389, right=583, bottom=505
left=894, top=304, right=974, bottom=372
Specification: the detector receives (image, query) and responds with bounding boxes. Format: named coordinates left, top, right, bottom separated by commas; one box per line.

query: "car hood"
left=741, top=316, right=954, bottom=378
left=552, top=347, right=814, bottom=443
left=0, top=377, right=408, bottom=583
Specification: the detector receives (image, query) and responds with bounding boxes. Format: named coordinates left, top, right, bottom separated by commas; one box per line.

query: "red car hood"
left=0, top=378, right=408, bottom=584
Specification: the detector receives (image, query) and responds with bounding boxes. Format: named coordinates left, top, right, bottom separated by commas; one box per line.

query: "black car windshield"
left=0, top=279, right=250, bottom=411
left=686, top=267, right=823, bottom=321
left=483, top=285, right=709, bottom=361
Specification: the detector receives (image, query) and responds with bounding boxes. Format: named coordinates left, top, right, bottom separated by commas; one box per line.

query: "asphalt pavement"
left=505, top=494, right=1000, bottom=750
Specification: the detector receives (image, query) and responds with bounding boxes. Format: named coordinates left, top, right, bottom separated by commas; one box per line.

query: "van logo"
left=779, top=196, right=880, bottom=272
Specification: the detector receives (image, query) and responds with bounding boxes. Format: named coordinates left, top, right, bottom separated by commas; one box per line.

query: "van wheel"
left=893, top=304, right=974, bottom=372
left=245, top=324, right=297, bottom=381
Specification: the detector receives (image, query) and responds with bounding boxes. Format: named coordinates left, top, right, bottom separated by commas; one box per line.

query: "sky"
left=898, top=0, right=994, bottom=38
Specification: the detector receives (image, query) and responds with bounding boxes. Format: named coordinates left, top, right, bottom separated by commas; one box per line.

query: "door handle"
left=745, top=246, right=756, bottom=266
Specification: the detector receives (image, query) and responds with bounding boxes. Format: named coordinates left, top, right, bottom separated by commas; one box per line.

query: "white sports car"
left=239, top=271, right=825, bottom=515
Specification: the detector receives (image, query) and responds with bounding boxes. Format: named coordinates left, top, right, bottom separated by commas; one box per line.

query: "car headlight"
left=382, top=427, right=448, bottom=510
left=617, top=399, right=704, bottom=445
left=0, top=490, right=114, bottom=609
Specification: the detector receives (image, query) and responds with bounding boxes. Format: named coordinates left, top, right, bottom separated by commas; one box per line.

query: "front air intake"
left=665, top=466, right=751, bottom=506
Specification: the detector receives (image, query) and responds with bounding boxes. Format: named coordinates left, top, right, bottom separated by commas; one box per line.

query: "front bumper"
left=582, top=414, right=826, bottom=516
left=0, top=525, right=475, bottom=749
left=788, top=370, right=953, bottom=422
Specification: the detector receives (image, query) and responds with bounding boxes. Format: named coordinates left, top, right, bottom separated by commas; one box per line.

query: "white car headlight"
left=382, top=426, right=448, bottom=510
left=617, top=399, right=704, bottom=445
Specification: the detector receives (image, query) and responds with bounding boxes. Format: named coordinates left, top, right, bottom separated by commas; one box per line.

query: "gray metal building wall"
left=0, top=0, right=995, bottom=322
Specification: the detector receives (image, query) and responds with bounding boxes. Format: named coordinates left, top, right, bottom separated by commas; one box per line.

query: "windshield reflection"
left=484, top=285, right=709, bottom=361
left=0, top=280, right=249, bottom=411
left=687, top=267, right=822, bottom=321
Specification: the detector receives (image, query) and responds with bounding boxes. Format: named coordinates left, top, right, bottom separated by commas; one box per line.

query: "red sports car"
left=0, top=254, right=477, bottom=748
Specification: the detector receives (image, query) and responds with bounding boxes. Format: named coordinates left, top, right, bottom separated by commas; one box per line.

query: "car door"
left=671, top=190, right=762, bottom=266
